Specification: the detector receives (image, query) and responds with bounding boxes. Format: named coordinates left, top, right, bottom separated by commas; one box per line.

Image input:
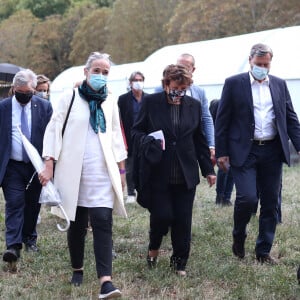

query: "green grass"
left=1, top=165, right=300, bottom=299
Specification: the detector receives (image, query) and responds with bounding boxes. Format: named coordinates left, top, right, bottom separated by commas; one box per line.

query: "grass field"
left=0, top=165, right=300, bottom=299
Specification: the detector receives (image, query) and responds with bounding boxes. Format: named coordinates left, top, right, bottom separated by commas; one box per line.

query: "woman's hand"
left=39, top=160, right=54, bottom=186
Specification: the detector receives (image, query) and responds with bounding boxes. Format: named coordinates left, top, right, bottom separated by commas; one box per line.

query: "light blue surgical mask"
left=89, top=74, right=107, bottom=91
left=35, top=91, right=48, bottom=99
left=251, top=65, right=269, bottom=81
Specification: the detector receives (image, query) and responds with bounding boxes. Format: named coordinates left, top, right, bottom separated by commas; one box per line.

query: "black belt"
left=253, top=139, right=275, bottom=146
left=9, top=159, right=31, bottom=164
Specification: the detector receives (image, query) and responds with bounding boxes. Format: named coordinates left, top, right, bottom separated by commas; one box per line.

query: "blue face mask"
left=251, top=65, right=269, bottom=81
left=89, top=74, right=107, bottom=91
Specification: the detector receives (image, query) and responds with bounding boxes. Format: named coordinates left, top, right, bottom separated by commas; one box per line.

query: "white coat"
left=43, top=88, right=127, bottom=221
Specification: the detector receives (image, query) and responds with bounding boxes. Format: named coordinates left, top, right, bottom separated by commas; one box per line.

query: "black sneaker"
left=99, top=281, right=121, bottom=299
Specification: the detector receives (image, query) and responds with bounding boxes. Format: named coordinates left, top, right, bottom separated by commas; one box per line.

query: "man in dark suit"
left=118, top=71, right=147, bottom=203
left=0, top=69, right=52, bottom=267
left=215, top=43, right=300, bottom=264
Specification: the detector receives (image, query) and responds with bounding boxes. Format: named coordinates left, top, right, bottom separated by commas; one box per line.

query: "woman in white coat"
left=40, top=52, right=127, bottom=299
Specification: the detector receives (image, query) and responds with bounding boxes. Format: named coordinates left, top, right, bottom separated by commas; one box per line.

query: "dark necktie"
left=21, top=106, right=30, bottom=163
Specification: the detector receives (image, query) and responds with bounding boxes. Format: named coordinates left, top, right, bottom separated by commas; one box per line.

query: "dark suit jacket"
left=209, top=99, right=220, bottom=125
left=215, top=72, right=300, bottom=167
left=0, top=96, right=53, bottom=185
left=131, top=91, right=215, bottom=191
left=118, top=91, right=147, bottom=156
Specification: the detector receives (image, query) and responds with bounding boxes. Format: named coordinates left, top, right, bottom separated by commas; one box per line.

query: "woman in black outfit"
left=132, top=64, right=216, bottom=276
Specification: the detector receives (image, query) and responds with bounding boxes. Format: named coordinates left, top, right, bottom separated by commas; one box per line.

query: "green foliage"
left=0, top=165, right=300, bottom=299
left=0, top=0, right=299, bottom=77
left=18, top=0, right=71, bottom=18
left=166, top=0, right=300, bottom=43
left=105, top=0, right=182, bottom=63
left=0, top=10, right=40, bottom=67
left=0, top=0, right=20, bottom=21
left=25, top=15, right=65, bottom=79
left=93, top=0, right=116, bottom=7
left=69, top=7, right=112, bottom=65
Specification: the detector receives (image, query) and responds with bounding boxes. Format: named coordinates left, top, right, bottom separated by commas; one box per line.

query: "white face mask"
left=35, top=91, right=48, bottom=99
left=132, top=81, right=144, bottom=90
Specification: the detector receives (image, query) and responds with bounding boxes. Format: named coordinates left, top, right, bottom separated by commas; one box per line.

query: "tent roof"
left=51, top=26, right=300, bottom=96
left=143, top=26, right=300, bottom=87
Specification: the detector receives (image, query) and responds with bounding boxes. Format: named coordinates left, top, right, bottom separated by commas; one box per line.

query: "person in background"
left=0, top=69, right=52, bottom=268
left=35, top=74, right=51, bottom=100
left=118, top=71, right=148, bottom=203
left=215, top=43, right=300, bottom=264
left=7, top=86, right=14, bottom=96
left=155, top=53, right=215, bottom=164
left=132, top=64, right=216, bottom=276
left=40, top=52, right=127, bottom=299
left=209, top=99, right=234, bottom=206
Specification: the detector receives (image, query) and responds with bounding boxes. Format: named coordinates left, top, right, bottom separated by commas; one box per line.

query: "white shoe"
left=126, top=195, right=136, bottom=203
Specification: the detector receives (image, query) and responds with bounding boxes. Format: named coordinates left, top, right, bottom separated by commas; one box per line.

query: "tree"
left=93, top=0, right=116, bottom=7
left=166, top=0, right=300, bottom=44
left=69, top=8, right=112, bottom=65
left=25, top=15, right=65, bottom=79
left=105, top=0, right=182, bottom=63
left=18, top=0, right=71, bottom=18
left=0, top=0, right=21, bottom=21
left=0, top=10, right=40, bottom=67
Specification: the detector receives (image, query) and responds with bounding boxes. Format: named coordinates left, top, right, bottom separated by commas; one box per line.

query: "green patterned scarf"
left=78, top=80, right=107, bottom=133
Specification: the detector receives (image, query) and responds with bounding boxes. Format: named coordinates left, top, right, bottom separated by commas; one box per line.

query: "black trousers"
left=231, top=139, right=283, bottom=256
left=67, top=206, right=113, bottom=278
left=148, top=184, right=196, bottom=262
left=2, top=160, right=41, bottom=249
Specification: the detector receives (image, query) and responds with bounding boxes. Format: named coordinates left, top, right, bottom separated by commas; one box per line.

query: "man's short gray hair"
left=85, top=52, right=112, bottom=69
left=250, top=43, right=273, bottom=59
left=129, top=71, right=145, bottom=82
left=13, top=69, right=37, bottom=89
left=177, top=53, right=196, bottom=67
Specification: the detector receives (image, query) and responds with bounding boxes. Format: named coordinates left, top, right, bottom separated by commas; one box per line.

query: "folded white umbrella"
left=17, top=126, right=70, bottom=231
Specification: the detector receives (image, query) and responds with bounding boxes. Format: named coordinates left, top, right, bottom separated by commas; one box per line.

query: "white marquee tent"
left=50, top=26, right=300, bottom=115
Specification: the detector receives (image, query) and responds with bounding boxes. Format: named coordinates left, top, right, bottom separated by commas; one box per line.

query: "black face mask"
left=15, top=91, right=33, bottom=105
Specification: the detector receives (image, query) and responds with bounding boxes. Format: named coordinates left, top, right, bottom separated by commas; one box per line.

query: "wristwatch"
left=44, top=156, right=54, bottom=161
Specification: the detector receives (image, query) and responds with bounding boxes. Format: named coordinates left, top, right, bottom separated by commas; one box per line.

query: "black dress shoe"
left=147, top=255, right=157, bottom=268
left=215, top=194, right=223, bottom=205
left=70, top=270, right=83, bottom=286
left=232, top=240, right=245, bottom=258
left=3, top=248, right=20, bottom=262
left=256, top=254, right=277, bottom=265
left=222, top=199, right=232, bottom=206
left=25, top=243, right=39, bottom=252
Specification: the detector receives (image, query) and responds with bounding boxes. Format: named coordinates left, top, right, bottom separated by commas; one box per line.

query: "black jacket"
left=131, top=92, right=215, bottom=207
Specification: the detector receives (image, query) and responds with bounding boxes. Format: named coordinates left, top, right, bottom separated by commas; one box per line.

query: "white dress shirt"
left=11, top=97, right=32, bottom=161
left=250, top=72, right=277, bottom=140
